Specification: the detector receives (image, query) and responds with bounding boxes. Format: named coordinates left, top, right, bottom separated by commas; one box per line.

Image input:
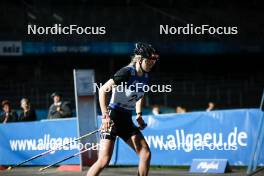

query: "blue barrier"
left=0, top=109, right=263, bottom=166
left=0, top=118, right=80, bottom=165
left=111, top=109, right=264, bottom=166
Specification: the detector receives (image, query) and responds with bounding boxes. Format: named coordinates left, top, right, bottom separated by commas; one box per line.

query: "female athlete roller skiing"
left=87, top=42, right=159, bottom=176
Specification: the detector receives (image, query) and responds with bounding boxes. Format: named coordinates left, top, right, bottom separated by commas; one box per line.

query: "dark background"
left=0, top=0, right=263, bottom=42
left=0, top=0, right=263, bottom=114
left=0, top=54, right=263, bottom=112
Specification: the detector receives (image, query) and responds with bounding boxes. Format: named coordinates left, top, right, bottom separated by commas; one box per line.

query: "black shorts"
left=100, top=108, right=141, bottom=142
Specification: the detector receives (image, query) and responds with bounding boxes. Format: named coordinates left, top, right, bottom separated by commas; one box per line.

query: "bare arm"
left=99, top=79, right=116, bottom=131
left=99, top=79, right=115, bottom=115
left=135, top=97, right=144, bottom=116
left=136, top=97, right=147, bottom=130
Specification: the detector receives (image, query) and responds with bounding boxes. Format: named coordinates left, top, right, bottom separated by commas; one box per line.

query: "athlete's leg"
left=86, top=139, right=115, bottom=176
left=126, top=133, right=151, bottom=176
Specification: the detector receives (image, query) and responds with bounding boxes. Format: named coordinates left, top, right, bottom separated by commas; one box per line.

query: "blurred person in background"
left=152, top=104, right=161, bottom=115
left=0, top=100, right=18, bottom=123
left=47, top=92, right=72, bottom=119
left=176, top=106, right=187, bottom=114
left=87, top=42, right=159, bottom=176
left=17, top=98, right=37, bottom=122
left=206, top=102, right=215, bottom=112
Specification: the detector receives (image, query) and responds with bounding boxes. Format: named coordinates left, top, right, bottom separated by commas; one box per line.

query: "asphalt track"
left=1, top=166, right=263, bottom=176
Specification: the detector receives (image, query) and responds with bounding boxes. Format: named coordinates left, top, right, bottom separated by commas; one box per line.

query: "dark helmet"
left=134, top=42, right=159, bottom=60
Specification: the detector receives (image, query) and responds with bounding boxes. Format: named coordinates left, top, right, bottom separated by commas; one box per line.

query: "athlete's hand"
left=101, top=113, right=113, bottom=132
left=136, top=116, right=147, bottom=130
left=101, top=112, right=110, bottom=131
